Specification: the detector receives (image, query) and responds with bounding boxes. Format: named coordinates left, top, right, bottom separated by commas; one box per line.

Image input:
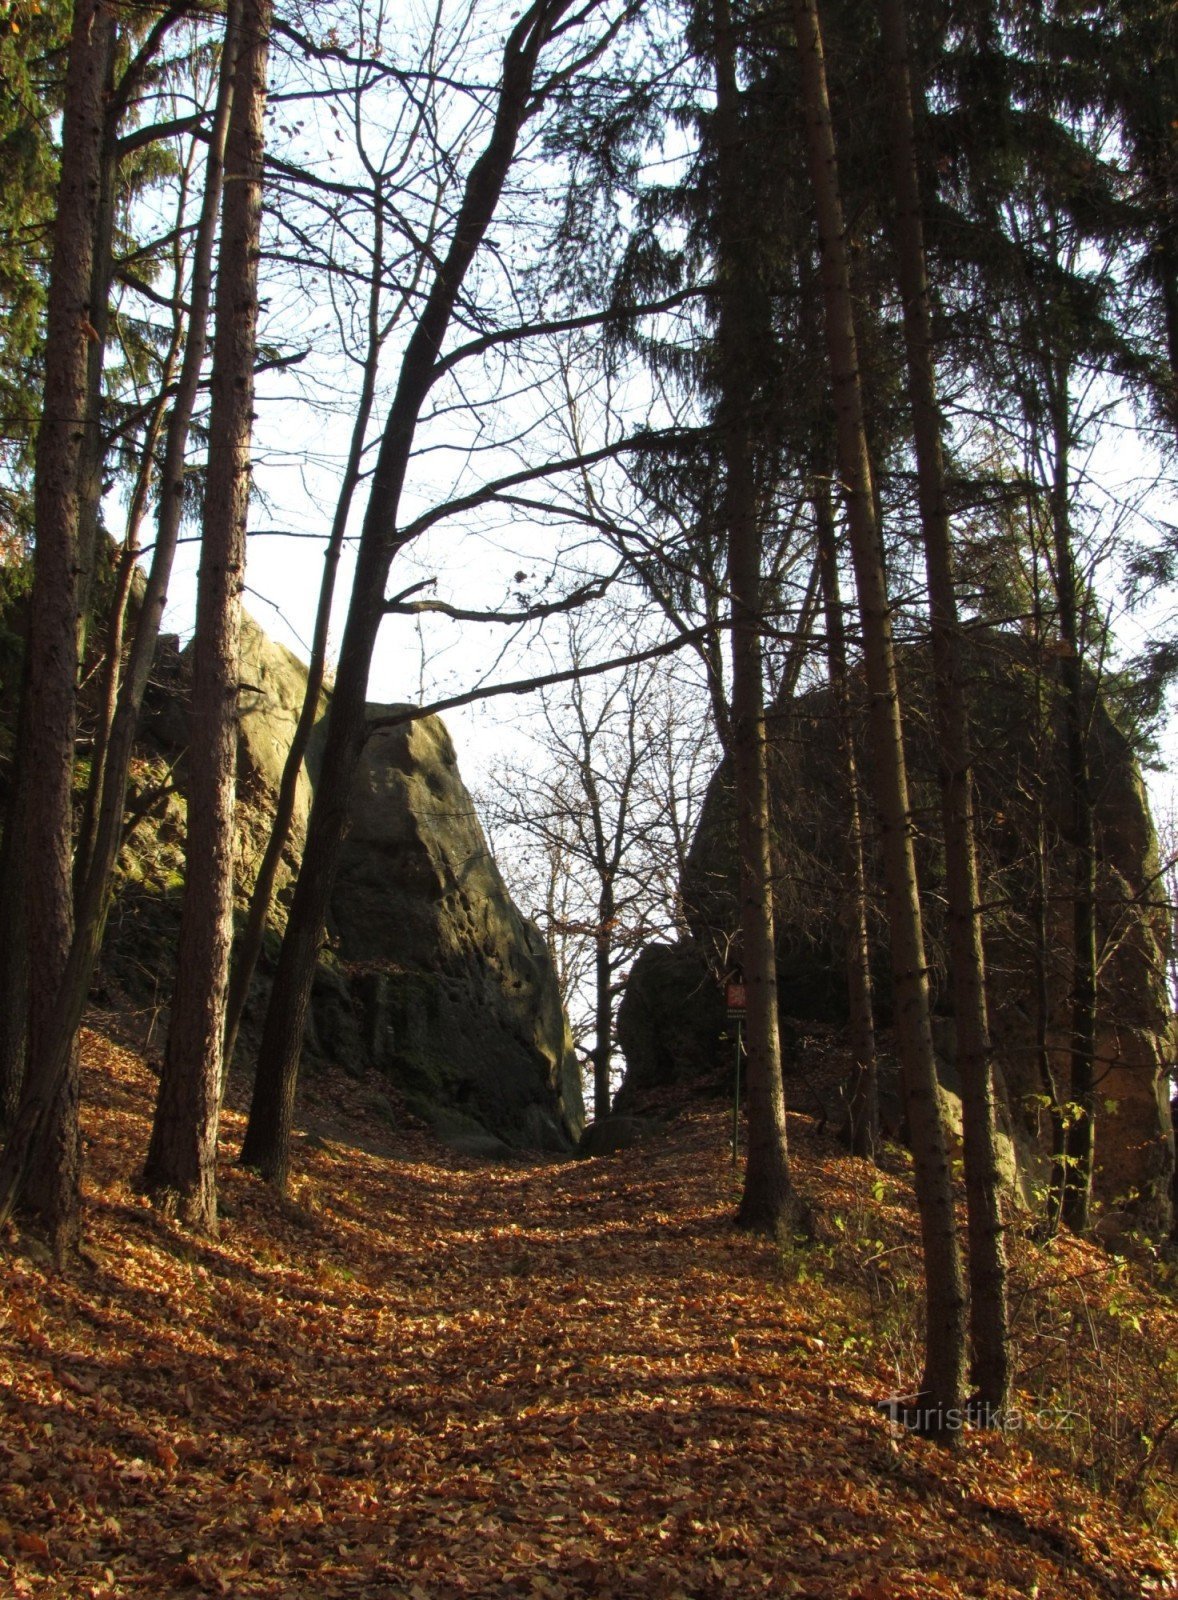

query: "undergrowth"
left=780, top=1138, right=1178, bottom=1537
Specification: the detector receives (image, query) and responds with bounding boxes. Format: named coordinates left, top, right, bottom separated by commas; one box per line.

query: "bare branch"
left=398, top=425, right=702, bottom=542
left=383, top=569, right=618, bottom=623
left=365, top=627, right=711, bottom=732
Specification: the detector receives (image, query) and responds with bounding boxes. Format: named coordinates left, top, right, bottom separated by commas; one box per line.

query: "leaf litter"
left=0, top=1019, right=1175, bottom=1598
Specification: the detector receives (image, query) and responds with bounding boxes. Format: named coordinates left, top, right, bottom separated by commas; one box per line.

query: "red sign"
left=725, top=981, right=746, bottom=1016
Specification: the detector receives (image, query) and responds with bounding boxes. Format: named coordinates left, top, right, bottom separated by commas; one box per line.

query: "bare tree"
left=483, top=621, right=716, bottom=1117
left=221, top=1, right=453, bottom=1074
left=241, top=0, right=632, bottom=1189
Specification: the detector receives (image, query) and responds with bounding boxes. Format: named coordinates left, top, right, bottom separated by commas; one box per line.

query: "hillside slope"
left=1, top=1020, right=1175, bottom=1598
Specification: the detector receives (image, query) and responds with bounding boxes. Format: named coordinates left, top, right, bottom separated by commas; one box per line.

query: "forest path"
left=0, top=1021, right=1174, bottom=1598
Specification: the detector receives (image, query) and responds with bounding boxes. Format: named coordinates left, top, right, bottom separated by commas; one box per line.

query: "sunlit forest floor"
left=1, top=1019, right=1175, bottom=1598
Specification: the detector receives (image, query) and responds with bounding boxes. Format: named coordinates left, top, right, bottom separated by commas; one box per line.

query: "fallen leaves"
left=0, top=1022, right=1173, bottom=1598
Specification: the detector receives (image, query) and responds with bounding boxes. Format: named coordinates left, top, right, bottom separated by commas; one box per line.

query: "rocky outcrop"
left=622, top=630, right=1175, bottom=1231
left=317, top=708, right=583, bottom=1149
left=614, top=941, right=729, bottom=1106
left=135, top=612, right=324, bottom=916
left=106, top=615, right=583, bottom=1151
left=235, top=612, right=327, bottom=881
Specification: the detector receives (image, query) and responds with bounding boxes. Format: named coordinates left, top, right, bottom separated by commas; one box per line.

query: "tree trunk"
left=1023, top=517, right=1067, bottom=1235
left=877, top=0, right=1009, bottom=1419
left=16, top=0, right=242, bottom=1183
left=1145, top=165, right=1178, bottom=436
left=241, top=0, right=575, bottom=1190
left=221, top=181, right=388, bottom=1078
left=1032, top=789, right=1067, bottom=1234
left=73, top=118, right=118, bottom=656
left=0, top=660, right=32, bottom=1131
left=143, top=0, right=269, bottom=1231
left=813, top=483, right=878, bottom=1158
left=709, top=0, right=798, bottom=1236
left=592, top=880, right=615, bottom=1120
left=791, top=0, right=966, bottom=1428
left=0, top=1, right=117, bottom=1256
left=0, top=0, right=116, bottom=1144
left=1162, top=240, right=1178, bottom=432
left=1048, top=385, right=1098, bottom=1234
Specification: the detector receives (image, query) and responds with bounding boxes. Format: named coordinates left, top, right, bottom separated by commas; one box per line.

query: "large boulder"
left=106, top=616, right=583, bottom=1151
left=319, top=708, right=584, bottom=1149
left=235, top=611, right=326, bottom=876
left=628, top=629, right=1175, bottom=1231
left=133, top=612, right=325, bottom=920
left=614, top=941, right=729, bottom=1107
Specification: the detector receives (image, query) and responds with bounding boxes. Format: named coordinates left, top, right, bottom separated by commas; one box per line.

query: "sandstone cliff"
left=104, top=615, right=584, bottom=1152
left=619, top=630, right=1175, bottom=1232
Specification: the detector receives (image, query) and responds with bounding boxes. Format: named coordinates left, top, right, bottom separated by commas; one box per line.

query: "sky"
left=154, top=365, right=1178, bottom=821
left=139, top=0, right=1178, bottom=864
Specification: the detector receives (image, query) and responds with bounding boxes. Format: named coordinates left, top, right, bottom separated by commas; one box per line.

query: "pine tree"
left=143, top=0, right=271, bottom=1229
left=0, top=0, right=117, bottom=1254
left=877, top=0, right=1009, bottom=1418
left=790, top=0, right=967, bottom=1431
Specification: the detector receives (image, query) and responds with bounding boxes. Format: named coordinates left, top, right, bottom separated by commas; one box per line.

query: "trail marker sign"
left=725, top=981, right=746, bottom=1018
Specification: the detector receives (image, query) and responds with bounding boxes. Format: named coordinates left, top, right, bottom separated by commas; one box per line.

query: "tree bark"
left=1048, top=384, right=1098, bottom=1234
left=143, top=0, right=269, bottom=1230
left=592, top=879, right=615, bottom=1120
left=241, top=0, right=576, bottom=1190
left=73, top=112, right=119, bottom=656
left=221, top=178, right=388, bottom=1078
left=0, top=660, right=32, bottom=1131
left=709, top=0, right=798, bottom=1236
left=0, top=0, right=117, bottom=1256
left=813, top=483, right=878, bottom=1159
left=791, top=0, right=966, bottom=1428
left=877, top=0, right=1009, bottom=1418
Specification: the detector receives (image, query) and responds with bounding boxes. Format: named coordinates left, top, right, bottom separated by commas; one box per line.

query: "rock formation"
left=105, top=614, right=584, bottom=1151
left=615, top=942, right=729, bottom=1104
left=316, top=708, right=583, bottom=1150
left=619, top=629, right=1175, bottom=1231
